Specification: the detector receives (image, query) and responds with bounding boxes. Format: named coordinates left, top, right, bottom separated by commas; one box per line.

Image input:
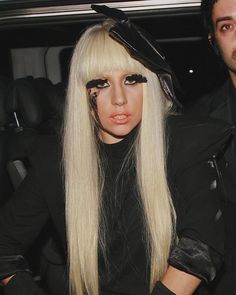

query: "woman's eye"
left=125, top=77, right=137, bottom=85
left=125, top=74, right=147, bottom=85
left=86, top=79, right=109, bottom=89
left=96, top=80, right=109, bottom=89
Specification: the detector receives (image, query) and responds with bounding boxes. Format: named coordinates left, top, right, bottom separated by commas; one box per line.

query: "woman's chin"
left=99, top=128, right=132, bottom=144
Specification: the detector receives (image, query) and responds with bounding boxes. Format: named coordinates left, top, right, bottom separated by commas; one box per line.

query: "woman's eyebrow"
left=86, top=78, right=108, bottom=89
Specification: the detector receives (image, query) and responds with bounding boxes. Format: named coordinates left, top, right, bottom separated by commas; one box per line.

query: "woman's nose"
left=111, top=85, right=127, bottom=106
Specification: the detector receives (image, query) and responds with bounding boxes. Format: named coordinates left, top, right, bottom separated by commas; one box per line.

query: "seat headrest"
left=34, top=78, right=54, bottom=118
left=48, top=82, right=66, bottom=121
left=6, top=77, right=44, bottom=128
left=34, top=78, right=66, bottom=121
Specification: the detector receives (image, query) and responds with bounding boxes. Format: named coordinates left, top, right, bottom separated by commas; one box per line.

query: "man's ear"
left=208, top=33, right=213, bottom=45
left=208, top=33, right=220, bottom=55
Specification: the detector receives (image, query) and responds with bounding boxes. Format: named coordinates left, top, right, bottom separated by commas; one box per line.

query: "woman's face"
left=87, top=71, right=146, bottom=144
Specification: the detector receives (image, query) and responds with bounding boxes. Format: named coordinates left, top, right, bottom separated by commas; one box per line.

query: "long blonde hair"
left=63, top=21, right=176, bottom=295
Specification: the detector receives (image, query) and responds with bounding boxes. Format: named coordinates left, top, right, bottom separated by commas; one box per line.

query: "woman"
left=0, top=5, right=232, bottom=295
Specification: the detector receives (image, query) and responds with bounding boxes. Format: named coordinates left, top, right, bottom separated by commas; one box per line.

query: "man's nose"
left=111, top=84, right=127, bottom=106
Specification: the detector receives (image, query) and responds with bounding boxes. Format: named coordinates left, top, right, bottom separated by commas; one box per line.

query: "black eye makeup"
left=88, top=91, right=98, bottom=110
left=86, top=78, right=109, bottom=89
left=125, top=74, right=147, bottom=85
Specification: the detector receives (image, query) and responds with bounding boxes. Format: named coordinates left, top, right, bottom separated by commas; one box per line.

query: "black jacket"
left=0, top=114, right=232, bottom=295
left=186, top=79, right=236, bottom=258
left=185, top=79, right=236, bottom=294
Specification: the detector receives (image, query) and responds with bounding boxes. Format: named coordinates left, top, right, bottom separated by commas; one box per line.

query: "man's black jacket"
left=185, top=79, right=236, bottom=294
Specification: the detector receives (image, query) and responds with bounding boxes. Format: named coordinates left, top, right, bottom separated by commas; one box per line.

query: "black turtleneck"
left=98, top=130, right=150, bottom=295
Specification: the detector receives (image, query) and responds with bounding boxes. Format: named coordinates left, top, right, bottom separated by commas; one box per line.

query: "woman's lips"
left=109, top=113, right=131, bottom=124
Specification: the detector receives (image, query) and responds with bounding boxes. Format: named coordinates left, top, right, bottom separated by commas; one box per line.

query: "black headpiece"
left=91, top=4, right=182, bottom=108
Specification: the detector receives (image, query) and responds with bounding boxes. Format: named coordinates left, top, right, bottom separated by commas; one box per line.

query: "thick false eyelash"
left=86, top=78, right=108, bottom=89
left=126, top=74, right=147, bottom=83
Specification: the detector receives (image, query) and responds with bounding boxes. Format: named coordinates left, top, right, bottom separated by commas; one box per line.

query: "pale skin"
left=211, top=0, right=236, bottom=87
left=88, top=71, right=143, bottom=144
left=162, top=266, right=201, bottom=295
left=2, top=71, right=202, bottom=294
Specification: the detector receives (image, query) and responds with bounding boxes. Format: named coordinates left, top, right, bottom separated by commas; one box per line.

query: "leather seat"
left=0, top=76, right=14, bottom=207
left=5, top=76, right=65, bottom=294
left=5, top=77, right=41, bottom=189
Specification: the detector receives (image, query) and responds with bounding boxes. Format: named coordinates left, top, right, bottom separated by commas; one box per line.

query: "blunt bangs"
left=78, top=23, right=146, bottom=84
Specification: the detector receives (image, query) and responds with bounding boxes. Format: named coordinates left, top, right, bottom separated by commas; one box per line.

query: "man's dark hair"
left=201, top=0, right=217, bottom=36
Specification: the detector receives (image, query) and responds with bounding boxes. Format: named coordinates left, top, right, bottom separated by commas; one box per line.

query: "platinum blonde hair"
left=63, top=20, right=176, bottom=295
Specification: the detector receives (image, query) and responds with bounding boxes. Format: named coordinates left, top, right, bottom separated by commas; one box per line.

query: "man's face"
left=212, top=0, right=236, bottom=81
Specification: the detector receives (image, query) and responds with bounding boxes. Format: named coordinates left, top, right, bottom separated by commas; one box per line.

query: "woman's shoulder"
left=166, top=114, right=233, bottom=174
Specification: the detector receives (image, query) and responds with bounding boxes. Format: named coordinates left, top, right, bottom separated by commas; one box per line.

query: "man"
left=187, top=0, right=236, bottom=294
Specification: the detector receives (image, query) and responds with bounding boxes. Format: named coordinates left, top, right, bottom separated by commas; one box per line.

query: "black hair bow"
left=91, top=4, right=182, bottom=108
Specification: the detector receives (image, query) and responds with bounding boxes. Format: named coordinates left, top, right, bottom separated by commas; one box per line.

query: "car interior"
left=0, top=1, right=229, bottom=294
